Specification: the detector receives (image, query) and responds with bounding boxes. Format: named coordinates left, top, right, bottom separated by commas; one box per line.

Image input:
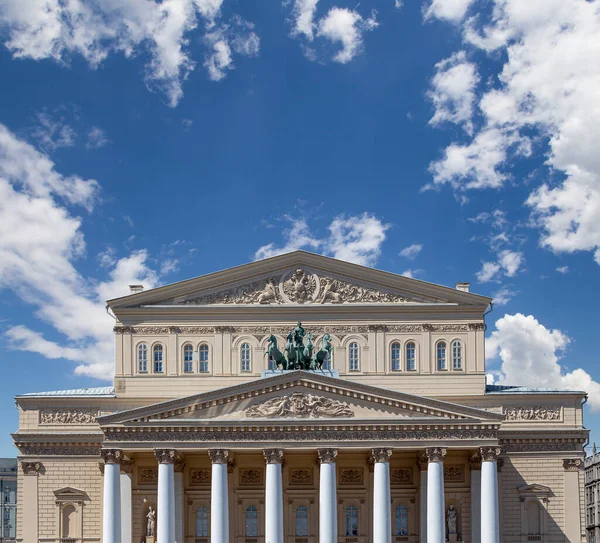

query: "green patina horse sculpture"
left=265, top=334, right=287, bottom=370
left=312, top=333, right=333, bottom=370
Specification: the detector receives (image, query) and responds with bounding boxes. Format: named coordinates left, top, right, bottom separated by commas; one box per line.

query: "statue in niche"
left=447, top=504, right=457, bottom=535
left=146, top=506, right=156, bottom=537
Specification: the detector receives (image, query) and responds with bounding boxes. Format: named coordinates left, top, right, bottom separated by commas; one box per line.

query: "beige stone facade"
left=13, top=251, right=588, bottom=542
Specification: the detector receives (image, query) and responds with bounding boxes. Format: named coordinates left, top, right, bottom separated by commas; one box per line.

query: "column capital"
left=479, top=446, right=501, bottom=462
left=154, top=448, right=177, bottom=464
left=264, top=448, right=284, bottom=464
left=469, top=451, right=482, bottom=470
left=317, top=448, right=338, bottom=464
left=20, top=461, right=43, bottom=475
left=101, top=449, right=123, bottom=465
left=426, top=447, right=447, bottom=463
left=563, top=458, right=583, bottom=471
left=371, top=448, right=392, bottom=463
left=174, top=456, right=186, bottom=473
left=416, top=452, right=428, bottom=471
left=208, top=449, right=230, bottom=464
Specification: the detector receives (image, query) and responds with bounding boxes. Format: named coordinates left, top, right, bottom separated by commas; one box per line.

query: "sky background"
left=0, top=0, right=599, bottom=457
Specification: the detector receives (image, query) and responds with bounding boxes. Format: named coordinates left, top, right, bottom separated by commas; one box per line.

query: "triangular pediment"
left=54, top=487, right=86, bottom=499
left=517, top=484, right=552, bottom=496
left=107, top=251, right=490, bottom=309
left=98, top=371, right=502, bottom=426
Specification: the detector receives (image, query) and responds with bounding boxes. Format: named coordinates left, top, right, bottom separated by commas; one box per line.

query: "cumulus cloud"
left=0, top=123, right=163, bottom=380
left=0, top=0, right=258, bottom=106
left=288, top=1, right=378, bottom=63
left=476, top=249, right=523, bottom=282
left=254, top=213, right=389, bottom=267
left=492, top=287, right=515, bottom=306
left=487, top=313, right=600, bottom=410
left=399, top=243, right=423, bottom=259
left=426, top=0, right=600, bottom=265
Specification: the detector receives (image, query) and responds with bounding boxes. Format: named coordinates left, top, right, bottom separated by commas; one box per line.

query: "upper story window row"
left=137, top=342, right=211, bottom=374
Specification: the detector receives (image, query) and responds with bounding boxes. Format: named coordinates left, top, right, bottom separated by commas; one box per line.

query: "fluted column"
left=469, top=453, right=481, bottom=543
left=426, top=447, right=446, bottom=543
left=264, top=449, right=284, bottom=543
left=209, top=449, right=230, bottom=543
left=318, top=448, right=338, bottom=543
left=155, top=449, right=176, bottom=543
left=372, top=448, right=392, bottom=543
left=480, top=447, right=500, bottom=543
left=102, top=449, right=122, bottom=543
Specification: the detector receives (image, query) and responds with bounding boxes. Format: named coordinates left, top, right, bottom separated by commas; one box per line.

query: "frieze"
left=190, top=469, right=211, bottom=485
left=139, top=468, right=159, bottom=484
left=240, top=469, right=263, bottom=485
left=290, top=469, right=313, bottom=484
left=443, top=465, right=464, bottom=483
left=391, top=468, right=413, bottom=484
left=40, top=409, right=98, bottom=425
left=504, top=406, right=562, bottom=421
left=502, top=443, right=582, bottom=453
left=245, top=393, right=354, bottom=418
left=17, top=445, right=101, bottom=456
left=340, top=469, right=363, bottom=484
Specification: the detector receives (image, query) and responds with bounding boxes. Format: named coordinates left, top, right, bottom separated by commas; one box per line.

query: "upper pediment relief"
left=154, top=268, right=442, bottom=306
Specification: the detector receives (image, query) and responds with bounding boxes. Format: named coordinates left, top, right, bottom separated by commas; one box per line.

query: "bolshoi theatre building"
left=12, top=252, right=588, bottom=543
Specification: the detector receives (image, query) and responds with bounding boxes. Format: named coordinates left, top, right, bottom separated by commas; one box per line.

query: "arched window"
left=196, top=506, right=208, bottom=537
left=391, top=342, right=401, bottom=371
left=153, top=344, right=164, bottom=373
left=349, top=342, right=359, bottom=371
left=395, top=504, right=408, bottom=536
left=452, top=340, right=463, bottom=370
left=527, top=501, right=541, bottom=535
left=436, top=341, right=447, bottom=371
left=137, top=343, right=148, bottom=373
left=245, top=505, right=258, bottom=537
left=199, top=344, right=209, bottom=372
left=345, top=504, right=358, bottom=536
left=241, top=343, right=251, bottom=372
left=295, top=505, right=308, bottom=536
left=406, top=341, right=416, bottom=371
left=183, top=344, right=193, bottom=373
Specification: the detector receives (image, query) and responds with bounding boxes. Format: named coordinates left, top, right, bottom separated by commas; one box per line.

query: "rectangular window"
left=184, top=348, right=193, bottom=373
left=406, top=343, right=416, bottom=371
left=154, top=348, right=163, bottom=373
left=199, top=346, right=209, bottom=372
left=349, top=343, right=360, bottom=371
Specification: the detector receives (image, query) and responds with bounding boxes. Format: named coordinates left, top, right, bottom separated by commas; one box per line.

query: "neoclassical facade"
left=13, top=251, right=587, bottom=542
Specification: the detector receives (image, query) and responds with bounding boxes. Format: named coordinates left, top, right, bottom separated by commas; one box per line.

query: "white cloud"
left=402, top=269, right=423, bottom=279
left=290, top=0, right=319, bottom=40
left=85, top=127, right=110, bottom=150
left=428, top=51, right=479, bottom=134
left=399, top=243, right=423, bottom=259
left=426, top=0, right=600, bottom=264
left=487, top=313, right=600, bottom=410
left=254, top=213, right=389, bottom=267
left=31, top=112, right=76, bottom=152
left=475, top=261, right=501, bottom=283
left=424, top=0, right=475, bottom=22
left=0, top=123, right=160, bottom=380
left=0, top=0, right=257, bottom=106
left=492, top=287, right=515, bottom=306
left=476, top=250, right=523, bottom=282
left=556, top=265, right=569, bottom=274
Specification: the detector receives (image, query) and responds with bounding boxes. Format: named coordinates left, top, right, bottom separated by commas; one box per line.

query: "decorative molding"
left=290, top=469, right=313, bottom=485
left=190, top=469, right=211, bottom=485
left=443, top=465, right=464, bottom=483
left=139, top=468, right=158, bottom=484
left=563, top=459, right=583, bottom=472
left=20, top=461, right=43, bottom=475
left=39, top=408, right=98, bottom=425
left=468, top=323, right=485, bottom=331
left=208, top=449, right=230, bottom=464
left=502, top=442, right=581, bottom=453
left=371, top=448, right=392, bottom=463
left=504, top=406, right=561, bottom=421
left=317, top=448, right=338, bottom=464
left=245, top=392, right=354, bottom=418
left=479, top=447, right=502, bottom=462
left=391, top=468, right=413, bottom=484
left=386, top=325, right=424, bottom=333
left=101, top=449, right=122, bottom=464
left=154, top=449, right=176, bottom=464
left=16, top=444, right=101, bottom=456
left=264, top=449, right=284, bottom=464
left=340, top=468, right=363, bottom=484
left=426, top=447, right=447, bottom=463
left=240, top=469, right=263, bottom=485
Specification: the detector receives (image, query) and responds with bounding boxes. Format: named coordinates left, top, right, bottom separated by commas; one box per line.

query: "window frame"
left=183, top=343, right=194, bottom=373
left=345, top=504, right=359, bottom=536
left=391, top=341, right=401, bottom=371
left=245, top=505, right=258, bottom=537
left=405, top=340, right=417, bottom=371
left=240, top=342, right=252, bottom=372
left=137, top=342, right=148, bottom=374
left=295, top=505, right=309, bottom=537
left=436, top=340, right=447, bottom=371
left=451, top=339, right=463, bottom=371
left=195, top=505, right=209, bottom=537
left=395, top=504, right=408, bottom=536
left=348, top=342, right=360, bottom=372
left=198, top=343, right=210, bottom=373
left=153, top=343, right=164, bottom=373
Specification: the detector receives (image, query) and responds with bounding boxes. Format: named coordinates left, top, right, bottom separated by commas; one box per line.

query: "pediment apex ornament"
left=264, top=449, right=284, bottom=464
left=426, top=447, right=447, bottom=463
left=479, top=446, right=502, bottom=462
left=371, top=448, right=393, bottom=463
left=183, top=268, right=415, bottom=305
left=318, top=448, right=338, bottom=464
left=208, top=449, right=230, bottom=464
left=245, top=392, right=354, bottom=418
left=101, top=449, right=122, bottom=465
left=154, top=449, right=177, bottom=464
left=563, top=458, right=583, bottom=471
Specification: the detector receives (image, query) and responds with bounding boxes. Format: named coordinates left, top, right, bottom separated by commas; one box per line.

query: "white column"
left=418, top=454, right=428, bottom=543
left=264, top=449, right=284, bottom=543
left=372, top=448, right=392, bottom=543
left=480, top=447, right=500, bottom=543
left=426, top=447, right=446, bottom=543
left=174, top=458, right=185, bottom=543
left=318, top=448, right=338, bottom=543
left=155, top=449, right=176, bottom=543
left=120, top=459, right=134, bottom=543
left=209, top=449, right=230, bottom=543
left=102, top=450, right=122, bottom=543
left=469, top=453, right=481, bottom=543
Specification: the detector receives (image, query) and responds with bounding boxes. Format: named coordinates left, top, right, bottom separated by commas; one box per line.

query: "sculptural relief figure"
left=447, top=504, right=457, bottom=535
left=146, top=506, right=156, bottom=537
left=245, top=392, right=353, bottom=418
left=256, top=278, right=279, bottom=304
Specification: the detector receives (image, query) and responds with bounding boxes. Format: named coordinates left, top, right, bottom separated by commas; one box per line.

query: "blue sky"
left=0, top=0, right=599, bottom=457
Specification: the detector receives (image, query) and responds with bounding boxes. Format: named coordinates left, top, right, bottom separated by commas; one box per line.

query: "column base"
left=448, top=534, right=458, bottom=543
left=146, top=537, right=155, bottom=543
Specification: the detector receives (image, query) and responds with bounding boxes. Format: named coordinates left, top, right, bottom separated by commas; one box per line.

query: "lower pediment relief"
left=245, top=393, right=354, bottom=419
